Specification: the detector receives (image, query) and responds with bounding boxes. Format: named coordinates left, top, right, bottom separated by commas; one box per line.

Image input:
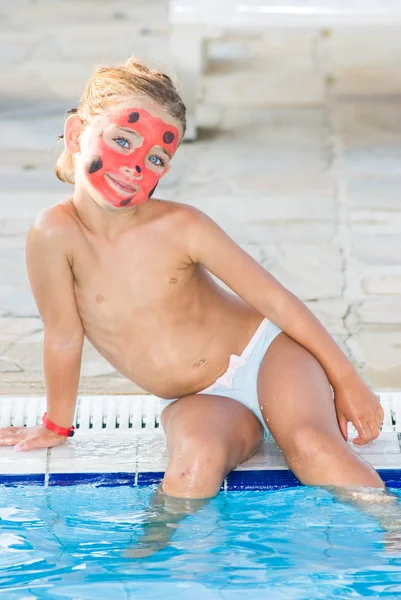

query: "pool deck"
left=0, top=394, right=400, bottom=487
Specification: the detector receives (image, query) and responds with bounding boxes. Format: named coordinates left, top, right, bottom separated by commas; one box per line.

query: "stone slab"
left=265, top=243, right=343, bottom=301
left=362, top=275, right=401, bottom=296
left=347, top=177, right=401, bottom=212
left=352, top=234, right=401, bottom=266
left=327, top=28, right=401, bottom=97
left=357, top=300, right=401, bottom=326
left=348, top=330, right=401, bottom=389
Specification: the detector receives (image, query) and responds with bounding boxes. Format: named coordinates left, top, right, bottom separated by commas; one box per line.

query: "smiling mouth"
left=105, top=173, right=139, bottom=197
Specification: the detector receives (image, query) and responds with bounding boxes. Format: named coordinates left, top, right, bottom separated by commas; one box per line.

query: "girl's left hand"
left=334, top=374, right=384, bottom=445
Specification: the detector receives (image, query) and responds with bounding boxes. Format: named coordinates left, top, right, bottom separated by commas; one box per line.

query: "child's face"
left=81, top=106, right=180, bottom=209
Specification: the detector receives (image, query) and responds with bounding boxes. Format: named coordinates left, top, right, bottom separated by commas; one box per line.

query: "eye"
left=114, top=137, right=130, bottom=149
left=149, top=155, right=165, bottom=167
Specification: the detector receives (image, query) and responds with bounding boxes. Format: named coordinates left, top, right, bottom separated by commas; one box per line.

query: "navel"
left=95, top=294, right=104, bottom=303
left=195, top=359, right=206, bottom=368
left=169, top=277, right=178, bottom=284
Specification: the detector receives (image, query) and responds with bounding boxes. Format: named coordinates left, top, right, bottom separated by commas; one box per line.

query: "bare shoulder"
left=31, top=199, right=77, bottom=234
left=149, top=197, right=206, bottom=227
left=27, top=200, right=79, bottom=262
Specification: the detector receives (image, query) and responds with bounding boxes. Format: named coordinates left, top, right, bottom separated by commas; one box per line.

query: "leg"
left=161, top=394, right=263, bottom=498
left=258, top=333, right=383, bottom=489
left=126, top=395, right=262, bottom=558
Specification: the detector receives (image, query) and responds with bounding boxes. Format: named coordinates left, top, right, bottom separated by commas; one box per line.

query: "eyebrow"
left=116, top=126, right=143, bottom=139
left=113, top=126, right=172, bottom=158
left=156, top=147, right=172, bottom=159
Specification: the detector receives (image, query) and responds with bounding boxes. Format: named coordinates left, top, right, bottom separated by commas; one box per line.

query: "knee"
left=163, top=436, right=230, bottom=499
left=285, top=426, right=342, bottom=468
left=283, top=425, right=383, bottom=489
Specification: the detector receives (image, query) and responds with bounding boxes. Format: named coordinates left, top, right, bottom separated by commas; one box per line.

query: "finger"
left=376, top=405, right=384, bottom=427
left=15, top=434, right=65, bottom=452
left=0, top=426, right=25, bottom=438
left=0, top=431, right=28, bottom=446
left=375, top=412, right=384, bottom=432
left=367, top=419, right=380, bottom=440
left=352, top=419, right=372, bottom=444
left=338, top=415, right=349, bottom=441
left=14, top=435, right=51, bottom=452
left=14, top=436, right=43, bottom=452
left=353, top=420, right=378, bottom=445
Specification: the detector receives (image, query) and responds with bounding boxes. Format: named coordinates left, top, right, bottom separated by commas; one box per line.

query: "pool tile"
left=48, top=435, right=138, bottom=475
left=0, top=446, right=47, bottom=475
left=137, top=471, right=165, bottom=486
left=49, top=471, right=135, bottom=487
left=236, top=439, right=287, bottom=470
left=362, top=453, right=401, bottom=468
left=227, top=469, right=302, bottom=491
left=136, top=433, right=169, bottom=472
left=354, top=432, right=401, bottom=465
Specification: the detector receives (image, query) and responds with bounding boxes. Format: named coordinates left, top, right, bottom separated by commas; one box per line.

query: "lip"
left=105, top=173, right=139, bottom=196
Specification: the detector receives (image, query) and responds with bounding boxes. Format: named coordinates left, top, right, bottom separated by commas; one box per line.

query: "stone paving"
left=0, top=0, right=400, bottom=396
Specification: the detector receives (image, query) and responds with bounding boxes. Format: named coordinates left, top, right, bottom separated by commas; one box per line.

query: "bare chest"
left=71, top=228, right=193, bottom=330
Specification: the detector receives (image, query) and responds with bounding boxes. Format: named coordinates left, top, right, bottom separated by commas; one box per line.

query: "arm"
left=1, top=207, right=85, bottom=451
left=27, top=208, right=84, bottom=430
left=187, top=209, right=383, bottom=443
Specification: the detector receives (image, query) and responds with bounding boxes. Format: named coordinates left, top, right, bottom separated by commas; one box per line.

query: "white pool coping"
left=0, top=393, right=400, bottom=487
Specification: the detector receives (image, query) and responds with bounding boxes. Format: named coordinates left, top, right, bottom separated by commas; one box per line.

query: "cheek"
left=86, top=156, right=103, bottom=174
left=85, top=146, right=121, bottom=178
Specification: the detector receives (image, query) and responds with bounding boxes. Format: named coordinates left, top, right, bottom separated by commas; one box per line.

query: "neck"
left=71, top=181, right=144, bottom=240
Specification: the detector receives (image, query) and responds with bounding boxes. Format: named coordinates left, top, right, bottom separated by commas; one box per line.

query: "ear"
left=64, top=114, right=84, bottom=154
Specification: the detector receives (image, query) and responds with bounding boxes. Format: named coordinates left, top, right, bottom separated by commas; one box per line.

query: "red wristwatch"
left=42, top=413, right=75, bottom=437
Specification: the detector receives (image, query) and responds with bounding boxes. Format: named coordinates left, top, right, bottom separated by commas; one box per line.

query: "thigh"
left=257, top=333, right=383, bottom=488
left=257, top=332, right=343, bottom=449
left=161, top=394, right=263, bottom=471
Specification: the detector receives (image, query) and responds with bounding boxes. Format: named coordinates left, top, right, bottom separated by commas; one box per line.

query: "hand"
left=333, top=374, right=384, bottom=445
left=0, top=425, right=68, bottom=451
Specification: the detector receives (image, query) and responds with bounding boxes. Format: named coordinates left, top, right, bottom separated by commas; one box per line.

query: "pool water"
left=0, top=485, right=400, bottom=599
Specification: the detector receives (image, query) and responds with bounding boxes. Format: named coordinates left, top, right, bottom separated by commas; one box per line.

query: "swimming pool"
left=1, top=394, right=401, bottom=598
left=0, top=484, right=400, bottom=599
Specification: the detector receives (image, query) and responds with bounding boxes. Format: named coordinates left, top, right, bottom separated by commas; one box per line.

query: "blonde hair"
left=55, top=58, right=186, bottom=184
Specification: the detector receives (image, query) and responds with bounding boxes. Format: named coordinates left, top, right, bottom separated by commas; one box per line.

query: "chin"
left=101, top=194, right=150, bottom=211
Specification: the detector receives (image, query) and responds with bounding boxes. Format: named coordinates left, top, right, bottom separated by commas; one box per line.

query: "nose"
left=121, top=165, right=143, bottom=180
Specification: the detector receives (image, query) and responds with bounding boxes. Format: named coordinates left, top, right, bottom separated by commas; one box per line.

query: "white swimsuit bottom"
left=159, top=319, right=282, bottom=438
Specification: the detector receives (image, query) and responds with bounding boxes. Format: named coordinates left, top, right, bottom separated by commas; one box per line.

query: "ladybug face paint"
left=84, top=108, right=180, bottom=208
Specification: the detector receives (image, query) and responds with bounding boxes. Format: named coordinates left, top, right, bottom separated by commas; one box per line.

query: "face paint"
left=84, top=108, right=180, bottom=208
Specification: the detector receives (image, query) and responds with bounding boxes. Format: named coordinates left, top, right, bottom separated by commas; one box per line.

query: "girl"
left=0, top=58, right=385, bottom=499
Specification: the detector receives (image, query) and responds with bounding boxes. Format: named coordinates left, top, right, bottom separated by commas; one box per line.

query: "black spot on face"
left=163, top=131, right=175, bottom=144
left=127, top=112, right=140, bottom=123
left=148, top=184, right=158, bottom=198
left=87, top=156, right=103, bottom=174
left=135, top=165, right=141, bottom=173
left=120, top=198, right=132, bottom=207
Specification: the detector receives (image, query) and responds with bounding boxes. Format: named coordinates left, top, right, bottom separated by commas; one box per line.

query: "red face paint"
left=85, top=108, right=180, bottom=208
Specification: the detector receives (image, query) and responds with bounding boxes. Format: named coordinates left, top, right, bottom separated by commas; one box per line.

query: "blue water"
left=0, top=486, right=400, bottom=599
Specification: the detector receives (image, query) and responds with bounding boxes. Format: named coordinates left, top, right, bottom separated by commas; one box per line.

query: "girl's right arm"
left=0, top=207, right=84, bottom=451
